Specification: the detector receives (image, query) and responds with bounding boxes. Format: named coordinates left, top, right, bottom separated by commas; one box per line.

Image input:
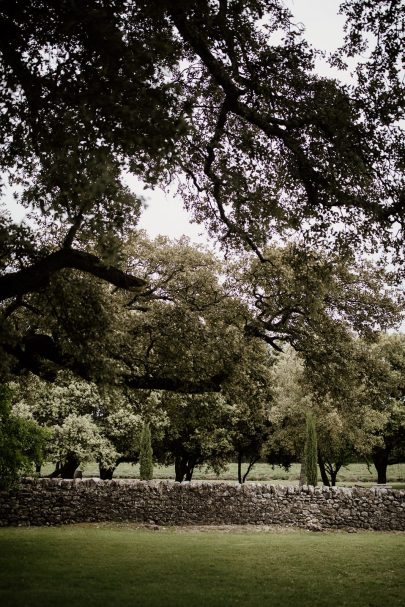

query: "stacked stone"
left=0, top=478, right=404, bottom=530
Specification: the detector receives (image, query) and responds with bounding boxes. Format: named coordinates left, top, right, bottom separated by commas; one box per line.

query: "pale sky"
left=3, top=0, right=346, bottom=245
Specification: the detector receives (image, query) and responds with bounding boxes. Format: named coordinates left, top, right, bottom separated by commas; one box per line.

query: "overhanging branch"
left=166, top=4, right=332, bottom=208
left=0, top=248, right=147, bottom=302
left=6, top=332, right=225, bottom=393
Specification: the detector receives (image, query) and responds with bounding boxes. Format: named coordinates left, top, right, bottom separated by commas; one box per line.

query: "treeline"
left=2, top=237, right=404, bottom=489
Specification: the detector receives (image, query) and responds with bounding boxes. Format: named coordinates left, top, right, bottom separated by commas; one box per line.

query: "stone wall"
left=1, top=478, right=404, bottom=530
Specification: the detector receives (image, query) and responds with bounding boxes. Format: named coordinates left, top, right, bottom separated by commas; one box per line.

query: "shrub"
left=304, top=412, right=318, bottom=486
left=0, top=385, right=47, bottom=489
left=139, top=424, right=153, bottom=480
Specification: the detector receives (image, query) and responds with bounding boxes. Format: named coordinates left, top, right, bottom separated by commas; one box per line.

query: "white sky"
left=4, top=0, right=346, bottom=245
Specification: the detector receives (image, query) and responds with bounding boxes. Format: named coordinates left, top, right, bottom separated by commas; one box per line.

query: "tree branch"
left=63, top=208, right=86, bottom=249
left=0, top=248, right=146, bottom=302
left=6, top=332, right=225, bottom=393
left=167, top=4, right=328, bottom=206
left=125, top=374, right=225, bottom=393
left=167, top=3, right=244, bottom=103
left=244, top=324, right=285, bottom=352
left=203, top=98, right=268, bottom=261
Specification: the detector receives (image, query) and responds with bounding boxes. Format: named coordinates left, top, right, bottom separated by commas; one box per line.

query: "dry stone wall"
left=1, top=478, right=404, bottom=530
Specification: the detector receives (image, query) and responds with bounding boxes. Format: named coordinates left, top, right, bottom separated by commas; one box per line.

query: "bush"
left=0, top=385, right=47, bottom=489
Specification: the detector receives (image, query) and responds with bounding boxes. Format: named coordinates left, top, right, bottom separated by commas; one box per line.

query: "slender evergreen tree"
left=304, top=413, right=318, bottom=487
left=139, top=424, right=153, bottom=481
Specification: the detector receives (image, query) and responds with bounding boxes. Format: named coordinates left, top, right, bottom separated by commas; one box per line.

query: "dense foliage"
left=1, top=2, right=404, bottom=485
left=0, top=385, right=46, bottom=488
left=1, top=1, right=403, bottom=260
left=1, top=0, right=404, bottom=387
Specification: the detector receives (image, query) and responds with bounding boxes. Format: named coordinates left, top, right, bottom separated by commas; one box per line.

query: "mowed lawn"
left=0, top=526, right=404, bottom=607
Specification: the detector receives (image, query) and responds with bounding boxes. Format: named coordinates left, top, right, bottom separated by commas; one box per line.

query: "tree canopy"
left=1, top=1, right=404, bottom=391
left=1, top=1, right=404, bottom=274
left=2, top=228, right=402, bottom=394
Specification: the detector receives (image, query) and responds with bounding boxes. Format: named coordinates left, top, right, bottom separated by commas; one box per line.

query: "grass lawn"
left=0, top=525, right=404, bottom=607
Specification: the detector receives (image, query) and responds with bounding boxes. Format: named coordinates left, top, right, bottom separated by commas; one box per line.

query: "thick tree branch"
left=6, top=333, right=225, bottom=393
left=244, top=324, right=285, bottom=352
left=0, top=248, right=146, bottom=302
left=3, top=297, right=41, bottom=319
left=167, top=3, right=244, bottom=103
left=125, top=374, right=225, bottom=393
left=63, top=209, right=86, bottom=249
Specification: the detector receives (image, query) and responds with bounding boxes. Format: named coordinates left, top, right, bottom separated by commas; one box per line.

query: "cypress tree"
left=139, top=424, right=153, bottom=481
left=304, top=412, right=318, bottom=486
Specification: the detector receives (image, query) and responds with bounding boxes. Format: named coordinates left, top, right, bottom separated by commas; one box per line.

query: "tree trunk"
left=175, top=456, right=186, bottom=482
left=330, top=468, right=339, bottom=486
left=175, top=455, right=197, bottom=482
left=304, top=413, right=318, bottom=486
left=237, top=452, right=242, bottom=484
left=48, top=461, right=61, bottom=478
left=318, top=452, right=330, bottom=486
left=299, top=457, right=306, bottom=487
left=372, top=449, right=389, bottom=484
left=58, top=454, right=80, bottom=479
left=185, top=464, right=194, bottom=482
left=99, top=466, right=115, bottom=480
left=242, top=457, right=259, bottom=484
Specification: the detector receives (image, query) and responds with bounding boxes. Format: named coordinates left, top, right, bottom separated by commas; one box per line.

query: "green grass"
left=0, top=526, right=404, bottom=607
left=40, top=461, right=405, bottom=487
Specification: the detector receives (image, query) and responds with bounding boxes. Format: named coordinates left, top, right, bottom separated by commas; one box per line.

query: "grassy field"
left=40, top=461, right=405, bottom=488
left=0, top=525, right=404, bottom=607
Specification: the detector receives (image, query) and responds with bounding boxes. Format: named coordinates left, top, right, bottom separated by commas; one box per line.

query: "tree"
left=49, top=414, right=118, bottom=479
left=151, top=334, right=276, bottom=483
left=365, top=335, right=405, bottom=484
left=264, top=347, right=312, bottom=479
left=371, top=402, right=405, bottom=484
left=304, top=413, right=318, bottom=487
left=1, top=1, right=404, bottom=384
left=13, top=372, right=141, bottom=478
left=316, top=421, right=354, bottom=488
left=222, top=340, right=274, bottom=483
left=0, top=384, right=47, bottom=488
left=266, top=346, right=389, bottom=486
left=152, top=391, right=233, bottom=482
left=229, top=245, right=402, bottom=394
left=139, top=424, right=153, bottom=481
left=1, top=0, right=401, bottom=256
left=168, top=0, right=405, bottom=259
left=97, top=404, right=144, bottom=480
